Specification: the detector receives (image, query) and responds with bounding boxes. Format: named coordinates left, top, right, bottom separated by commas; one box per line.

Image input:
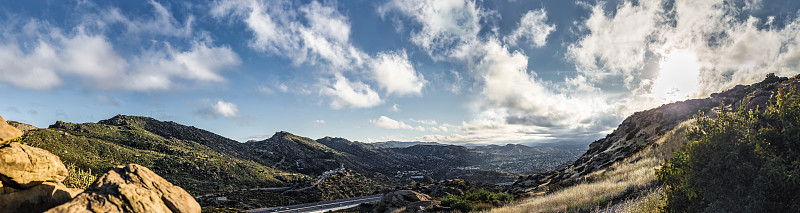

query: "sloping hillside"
left=247, top=132, right=344, bottom=176
left=18, top=119, right=306, bottom=196
left=508, top=74, right=789, bottom=195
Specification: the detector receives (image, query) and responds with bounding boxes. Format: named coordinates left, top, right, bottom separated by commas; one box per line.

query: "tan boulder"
left=381, top=190, right=432, bottom=208
left=47, top=164, right=201, bottom=213
left=0, top=115, right=23, bottom=146
left=0, top=182, right=81, bottom=213
left=0, top=142, right=68, bottom=188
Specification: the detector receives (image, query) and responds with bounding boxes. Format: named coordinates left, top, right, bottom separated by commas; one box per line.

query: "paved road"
left=246, top=194, right=383, bottom=213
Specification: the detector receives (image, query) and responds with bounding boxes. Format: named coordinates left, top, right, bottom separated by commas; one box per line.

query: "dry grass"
left=487, top=121, right=693, bottom=213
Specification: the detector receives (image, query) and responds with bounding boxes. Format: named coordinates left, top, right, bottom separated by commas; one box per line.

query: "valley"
left=7, top=114, right=583, bottom=211
left=3, top=74, right=799, bottom=213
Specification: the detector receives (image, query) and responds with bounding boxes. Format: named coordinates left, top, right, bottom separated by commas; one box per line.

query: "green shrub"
left=63, top=163, right=96, bottom=189
left=657, top=86, right=800, bottom=212
left=440, top=189, right=512, bottom=212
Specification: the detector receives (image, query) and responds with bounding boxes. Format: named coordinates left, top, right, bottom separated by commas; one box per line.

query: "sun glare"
left=652, top=50, right=701, bottom=103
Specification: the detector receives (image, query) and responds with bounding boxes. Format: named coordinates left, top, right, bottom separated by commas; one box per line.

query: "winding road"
left=246, top=194, right=383, bottom=213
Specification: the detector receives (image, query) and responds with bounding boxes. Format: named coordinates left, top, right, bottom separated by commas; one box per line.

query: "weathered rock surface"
left=0, top=115, right=23, bottom=146
left=0, top=142, right=68, bottom=188
left=0, top=182, right=81, bottom=213
left=47, top=164, right=201, bottom=213
left=381, top=190, right=432, bottom=209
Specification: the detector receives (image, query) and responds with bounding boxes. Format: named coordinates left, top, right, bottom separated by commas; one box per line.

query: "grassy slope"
left=18, top=120, right=308, bottom=195
left=488, top=120, right=692, bottom=213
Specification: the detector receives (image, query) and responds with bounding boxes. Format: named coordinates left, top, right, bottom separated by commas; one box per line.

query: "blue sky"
left=1, top=0, right=799, bottom=145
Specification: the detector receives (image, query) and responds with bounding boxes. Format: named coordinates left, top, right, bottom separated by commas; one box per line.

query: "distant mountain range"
left=10, top=113, right=582, bottom=210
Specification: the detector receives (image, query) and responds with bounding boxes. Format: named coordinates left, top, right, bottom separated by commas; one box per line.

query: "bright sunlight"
left=651, top=50, right=701, bottom=103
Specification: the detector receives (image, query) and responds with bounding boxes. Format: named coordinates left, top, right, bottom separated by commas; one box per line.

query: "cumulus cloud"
left=370, top=51, right=427, bottom=96
left=212, top=0, right=366, bottom=69
left=197, top=100, right=240, bottom=119
left=505, top=9, right=556, bottom=48
left=568, top=0, right=664, bottom=83
left=371, top=116, right=425, bottom=131
left=570, top=0, right=800, bottom=100
left=379, top=0, right=483, bottom=59
left=0, top=2, right=240, bottom=91
left=321, top=74, right=382, bottom=109
left=126, top=39, right=240, bottom=91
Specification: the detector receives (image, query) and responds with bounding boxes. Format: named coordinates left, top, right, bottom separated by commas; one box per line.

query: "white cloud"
left=409, top=118, right=437, bottom=125
left=213, top=100, right=240, bottom=118
left=321, top=74, right=382, bottom=109
left=370, top=51, right=427, bottom=96
left=212, top=0, right=366, bottom=69
left=102, top=0, right=192, bottom=37
left=314, top=120, right=326, bottom=124
left=569, top=0, right=800, bottom=102
left=126, top=39, right=241, bottom=91
left=0, top=2, right=240, bottom=91
left=198, top=99, right=240, bottom=119
left=505, top=9, right=556, bottom=48
left=370, top=116, right=425, bottom=131
left=568, top=0, right=664, bottom=83
left=390, top=104, right=401, bottom=112
left=379, top=0, right=483, bottom=59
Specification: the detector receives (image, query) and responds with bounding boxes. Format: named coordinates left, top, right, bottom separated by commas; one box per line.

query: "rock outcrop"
left=47, top=164, right=201, bottom=213
left=0, top=116, right=79, bottom=213
left=0, top=115, right=23, bottom=146
left=0, top=142, right=69, bottom=188
left=380, top=190, right=439, bottom=211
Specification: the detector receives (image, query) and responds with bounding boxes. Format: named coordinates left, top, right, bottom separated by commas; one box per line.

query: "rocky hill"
left=19, top=118, right=299, bottom=195
left=508, top=74, right=791, bottom=194
left=247, top=132, right=344, bottom=176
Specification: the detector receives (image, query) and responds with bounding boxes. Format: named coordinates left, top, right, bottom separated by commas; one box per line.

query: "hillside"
left=18, top=118, right=304, bottom=196
left=508, top=74, right=789, bottom=195
left=247, top=132, right=344, bottom=176
left=496, top=74, right=796, bottom=212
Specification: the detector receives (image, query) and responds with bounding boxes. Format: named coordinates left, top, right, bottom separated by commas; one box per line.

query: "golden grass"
left=487, top=121, right=693, bottom=213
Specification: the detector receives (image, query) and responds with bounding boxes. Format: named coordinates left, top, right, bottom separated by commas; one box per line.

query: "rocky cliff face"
left=508, top=74, right=794, bottom=194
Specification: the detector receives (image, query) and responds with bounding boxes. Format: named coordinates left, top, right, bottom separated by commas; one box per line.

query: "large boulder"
left=0, top=182, right=81, bottom=213
left=47, top=164, right=201, bottom=213
left=381, top=190, right=432, bottom=208
left=0, top=115, right=23, bottom=146
left=0, top=142, right=68, bottom=188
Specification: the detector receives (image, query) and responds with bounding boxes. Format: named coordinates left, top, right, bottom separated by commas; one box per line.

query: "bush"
left=440, top=189, right=512, bottom=212
left=63, top=163, right=96, bottom=189
left=657, top=87, right=800, bottom=212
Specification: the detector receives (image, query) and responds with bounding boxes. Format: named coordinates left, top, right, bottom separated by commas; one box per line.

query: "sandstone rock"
left=47, top=164, right=201, bottom=213
left=381, top=190, right=432, bottom=209
left=0, top=115, right=23, bottom=146
left=0, top=182, right=81, bottom=213
left=0, top=142, right=68, bottom=188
